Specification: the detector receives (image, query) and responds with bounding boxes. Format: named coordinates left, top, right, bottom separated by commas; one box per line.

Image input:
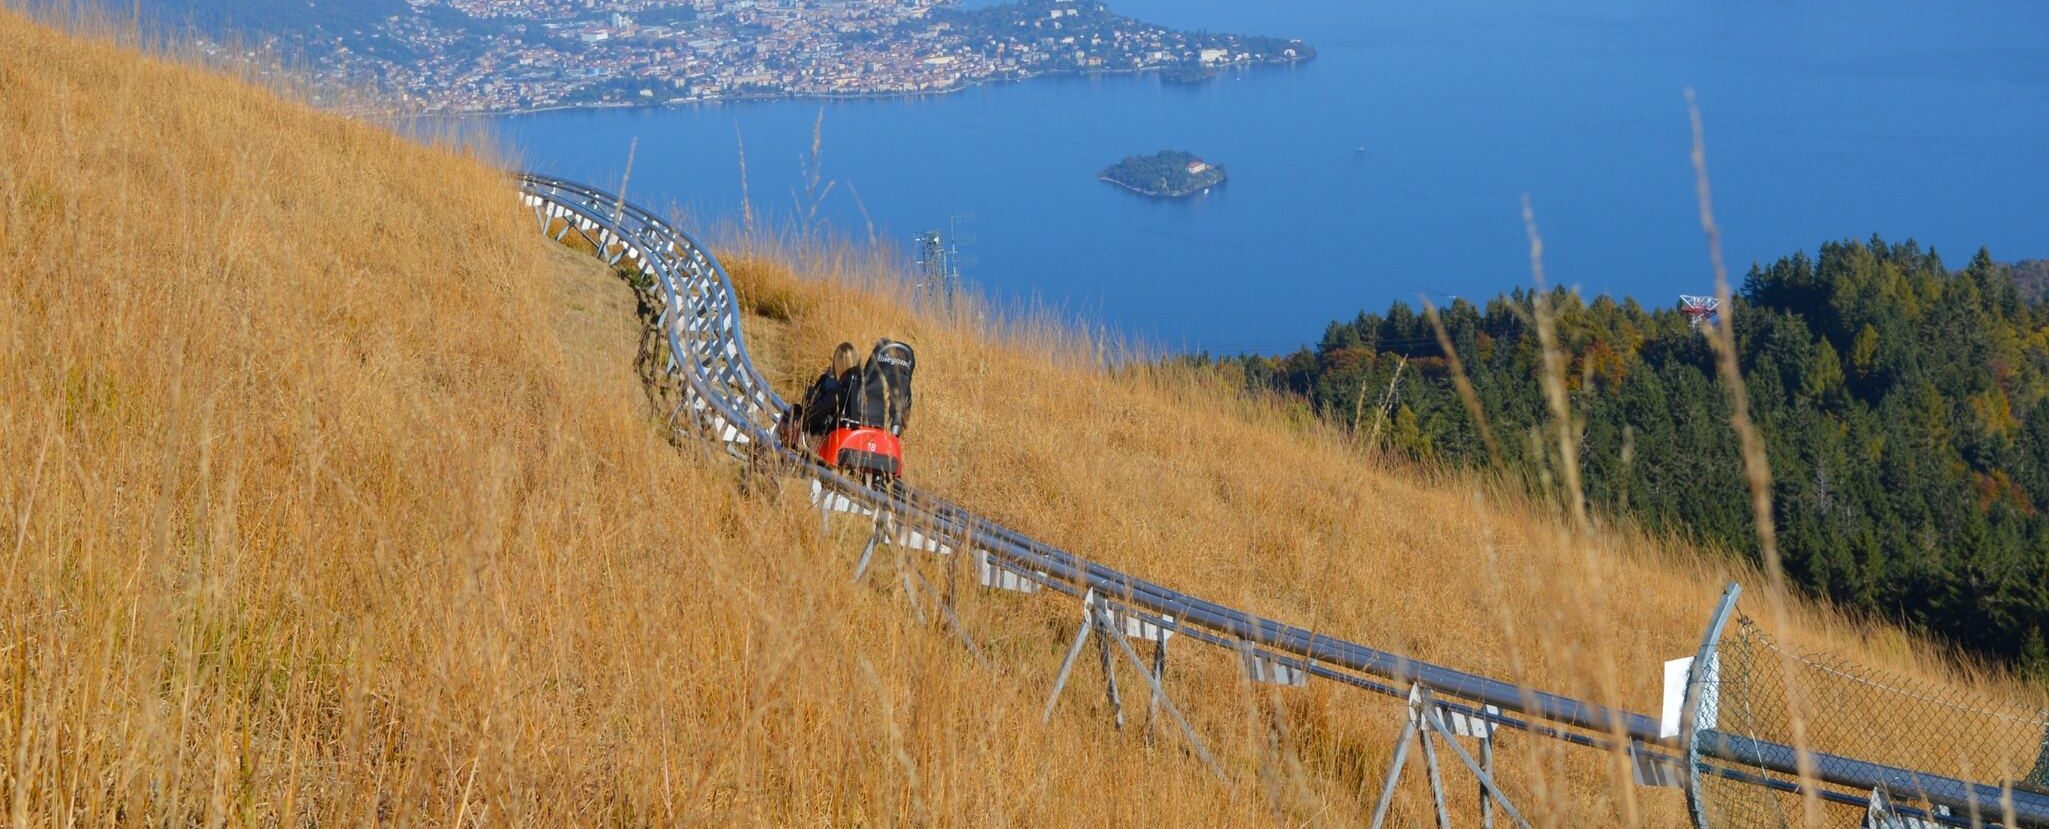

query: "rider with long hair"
left=780, top=342, right=860, bottom=450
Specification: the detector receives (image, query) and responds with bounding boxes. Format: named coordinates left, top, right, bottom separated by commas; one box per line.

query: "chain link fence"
left=1693, top=616, right=2049, bottom=827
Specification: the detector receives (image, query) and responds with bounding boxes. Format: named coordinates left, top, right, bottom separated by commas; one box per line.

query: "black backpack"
left=841, top=339, right=915, bottom=435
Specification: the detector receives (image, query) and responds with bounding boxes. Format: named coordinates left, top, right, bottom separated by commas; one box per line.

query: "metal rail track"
left=517, top=172, right=2047, bottom=827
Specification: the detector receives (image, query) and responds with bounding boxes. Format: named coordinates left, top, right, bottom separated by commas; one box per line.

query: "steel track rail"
left=516, top=172, right=2047, bottom=827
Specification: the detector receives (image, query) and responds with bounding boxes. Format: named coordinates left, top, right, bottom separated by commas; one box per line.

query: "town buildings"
left=251, top=0, right=1307, bottom=114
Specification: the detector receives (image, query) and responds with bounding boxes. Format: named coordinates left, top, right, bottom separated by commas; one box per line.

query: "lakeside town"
left=194, top=0, right=1311, bottom=114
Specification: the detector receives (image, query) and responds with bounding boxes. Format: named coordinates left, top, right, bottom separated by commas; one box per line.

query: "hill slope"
left=3, top=9, right=2038, bottom=825
left=719, top=240, right=2049, bottom=820
left=1218, top=243, right=2049, bottom=669
left=0, top=12, right=1187, bottom=824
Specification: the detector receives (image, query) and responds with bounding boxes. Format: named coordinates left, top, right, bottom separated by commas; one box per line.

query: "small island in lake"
left=1099, top=150, right=1227, bottom=198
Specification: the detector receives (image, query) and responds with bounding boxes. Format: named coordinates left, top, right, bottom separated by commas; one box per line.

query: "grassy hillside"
left=0, top=11, right=1182, bottom=824
left=2, top=8, right=2039, bottom=826
left=722, top=240, right=2049, bottom=823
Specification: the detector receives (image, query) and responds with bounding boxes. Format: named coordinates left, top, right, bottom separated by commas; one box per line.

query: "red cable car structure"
left=1679, top=294, right=1721, bottom=328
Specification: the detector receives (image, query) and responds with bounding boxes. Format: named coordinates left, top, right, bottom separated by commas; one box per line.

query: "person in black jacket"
left=845, top=338, right=914, bottom=435
left=781, top=342, right=860, bottom=451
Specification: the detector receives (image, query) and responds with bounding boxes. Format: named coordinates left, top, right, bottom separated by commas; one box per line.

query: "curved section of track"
left=517, top=172, right=2046, bottom=828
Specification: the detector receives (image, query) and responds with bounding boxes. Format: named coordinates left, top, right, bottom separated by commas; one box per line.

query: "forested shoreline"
left=1213, top=237, right=2049, bottom=670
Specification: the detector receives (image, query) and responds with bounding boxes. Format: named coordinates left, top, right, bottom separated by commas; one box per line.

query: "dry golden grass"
left=0, top=11, right=1242, bottom=825
left=726, top=239, right=2049, bottom=822
left=2, top=8, right=2041, bottom=826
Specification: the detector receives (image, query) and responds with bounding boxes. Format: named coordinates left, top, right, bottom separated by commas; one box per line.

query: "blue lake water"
left=494, top=0, right=2049, bottom=354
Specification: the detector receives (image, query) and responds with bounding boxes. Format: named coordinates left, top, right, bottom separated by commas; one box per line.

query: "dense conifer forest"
left=1215, top=237, right=2049, bottom=669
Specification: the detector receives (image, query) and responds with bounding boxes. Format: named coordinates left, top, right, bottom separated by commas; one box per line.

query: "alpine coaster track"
left=519, top=172, right=2049, bottom=828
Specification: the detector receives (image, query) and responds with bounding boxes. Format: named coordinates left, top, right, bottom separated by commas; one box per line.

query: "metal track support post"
left=911, top=567, right=989, bottom=670
left=1040, top=591, right=1216, bottom=775
left=1043, top=592, right=1098, bottom=723
left=1481, top=723, right=1497, bottom=829
left=1370, top=685, right=1532, bottom=829
left=852, top=509, right=893, bottom=583
left=1145, top=637, right=1168, bottom=742
left=893, top=533, right=927, bottom=625
left=1043, top=590, right=1127, bottom=731
left=1095, top=616, right=1126, bottom=731
left=1423, top=703, right=1532, bottom=829
left=1102, top=612, right=1227, bottom=783
left=1369, top=717, right=1419, bottom=829
left=1417, top=707, right=1452, bottom=829
left=945, top=546, right=960, bottom=614
left=848, top=508, right=934, bottom=627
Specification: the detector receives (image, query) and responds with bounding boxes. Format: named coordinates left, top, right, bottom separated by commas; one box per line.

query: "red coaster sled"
left=818, top=424, right=903, bottom=479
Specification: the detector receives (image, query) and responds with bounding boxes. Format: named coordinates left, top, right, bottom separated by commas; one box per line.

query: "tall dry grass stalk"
left=735, top=122, right=756, bottom=235
left=1360, top=355, right=1405, bottom=448
left=1423, top=299, right=1503, bottom=467
left=1521, top=198, right=1591, bottom=540
left=845, top=180, right=879, bottom=248
left=1687, top=88, right=1822, bottom=825
left=1521, top=196, right=1640, bottom=824
left=794, top=109, right=838, bottom=232
left=614, top=136, right=639, bottom=224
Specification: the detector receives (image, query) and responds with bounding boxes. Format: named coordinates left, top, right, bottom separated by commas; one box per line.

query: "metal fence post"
left=1683, top=582, right=1743, bottom=829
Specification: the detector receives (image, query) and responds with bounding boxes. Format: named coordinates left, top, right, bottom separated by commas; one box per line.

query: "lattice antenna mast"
left=915, top=214, right=972, bottom=304
left=1680, top=294, right=1720, bottom=329
left=915, top=229, right=947, bottom=298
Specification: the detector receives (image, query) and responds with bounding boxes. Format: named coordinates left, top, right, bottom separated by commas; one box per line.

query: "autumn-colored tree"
left=1218, top=238, right=2049, bottom=665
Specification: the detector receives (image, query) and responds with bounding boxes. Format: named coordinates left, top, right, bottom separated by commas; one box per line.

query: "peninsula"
left=1100, top=151, right=1227, bottom=198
